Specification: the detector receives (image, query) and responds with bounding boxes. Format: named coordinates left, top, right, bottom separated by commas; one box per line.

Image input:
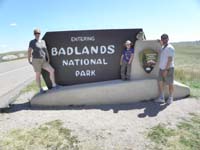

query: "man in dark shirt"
left=28, top=29, right=57, bottom=93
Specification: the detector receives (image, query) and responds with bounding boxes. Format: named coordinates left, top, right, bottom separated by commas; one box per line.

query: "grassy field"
left=173, top=42, right=200, bottom=97
left=20, top=79, right=46, bottom=94
left=147, top=113, right=200, bottom=150
left=0, top=120, right=79, bottom=150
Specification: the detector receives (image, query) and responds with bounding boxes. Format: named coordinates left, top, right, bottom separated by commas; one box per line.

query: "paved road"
left=0, top=59, right=34, bottom=108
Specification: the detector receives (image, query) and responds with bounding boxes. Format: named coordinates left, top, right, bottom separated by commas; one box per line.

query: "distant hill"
left=172, top=41, right=200, bottom=46
left=0, top=50, right=27, bottom=63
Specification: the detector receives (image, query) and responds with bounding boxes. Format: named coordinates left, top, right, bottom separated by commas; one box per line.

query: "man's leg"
left=32, top=59, right=43, bottom=92
left=158, top=81, right=164, bottom=98
left=42, top=64, right=56, bottom=87
left=169, top=84, right=174, bottom=97
left=155, top=70, right=165, bottom=103
left=35, top=72, right=42, bottom=89
left=166, top=68, right=174, bottom=104
left=166, top=83, right=174, bottom=104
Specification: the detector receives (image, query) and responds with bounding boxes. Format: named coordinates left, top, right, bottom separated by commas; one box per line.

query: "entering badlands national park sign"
left=42, top=29, right=143, bottom=88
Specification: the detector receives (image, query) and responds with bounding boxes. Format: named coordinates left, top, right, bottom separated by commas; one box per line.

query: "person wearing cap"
left=155, top=34, right=175, bottom=104
left=28, top=29, right=58, bottom=94
left=120, top=40, right=134, bottom=80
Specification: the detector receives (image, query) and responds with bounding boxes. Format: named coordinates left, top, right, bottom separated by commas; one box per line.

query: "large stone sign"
left=31, top=30, right=190, bottom=106
left=42, top=29, right=143, bottom=88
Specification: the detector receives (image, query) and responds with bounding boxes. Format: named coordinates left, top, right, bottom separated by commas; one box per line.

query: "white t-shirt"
left=159, top=44, right=175, bottom=70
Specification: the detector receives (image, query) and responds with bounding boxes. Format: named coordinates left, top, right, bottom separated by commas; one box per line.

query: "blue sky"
left=0, top=0, right=200, bottom=53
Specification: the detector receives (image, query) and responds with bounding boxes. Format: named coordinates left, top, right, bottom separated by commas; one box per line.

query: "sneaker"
left=154, top=97, right=165, bottom=103
left=166, top=97, right=173, bottom=104
left=39, top=88, right=45, bottom=94
left=52, top=85, right=62, bottom=90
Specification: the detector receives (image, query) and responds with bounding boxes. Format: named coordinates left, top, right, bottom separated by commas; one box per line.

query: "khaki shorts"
left=32, top=58, right=51, bottom=73
left=158, top=68, right=174, bottom=85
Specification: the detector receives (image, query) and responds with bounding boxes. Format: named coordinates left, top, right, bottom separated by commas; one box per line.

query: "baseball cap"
left=125, top=40, right=132, bottom=45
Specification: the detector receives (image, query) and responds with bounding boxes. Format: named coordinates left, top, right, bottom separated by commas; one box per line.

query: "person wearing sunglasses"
left=28, top=29, right=58, bottom=94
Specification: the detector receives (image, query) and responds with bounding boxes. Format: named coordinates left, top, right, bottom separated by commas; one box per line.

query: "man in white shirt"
left=155, top=34, right=175, bottom=104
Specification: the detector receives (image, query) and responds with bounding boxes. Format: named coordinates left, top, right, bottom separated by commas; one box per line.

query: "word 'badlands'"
left=51, top=45, right=115, bottom=56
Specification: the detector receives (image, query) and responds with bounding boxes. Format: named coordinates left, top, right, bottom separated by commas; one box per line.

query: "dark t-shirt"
left=29, top=39, right=47, bottom=59
left=122, top=48, right=134, bottom=62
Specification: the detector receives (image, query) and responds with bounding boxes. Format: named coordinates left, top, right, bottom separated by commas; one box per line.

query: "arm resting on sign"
left=28, top=47, right=32, bottom=64
left=128, top=54, right=134, bottom=64
left=46, top=49, right=50, bottom=63
left=154, top=39, right=162, bottom=53
left=43, top=41, right=50, bottom=63
left=120, top=55, right=124, bottom=65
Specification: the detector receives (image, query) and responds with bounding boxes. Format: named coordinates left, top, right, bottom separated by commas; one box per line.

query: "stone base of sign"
left=30, top=79, right=190, bottom=106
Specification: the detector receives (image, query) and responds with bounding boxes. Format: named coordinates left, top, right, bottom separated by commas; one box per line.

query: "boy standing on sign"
left=120, top=40, right=134, bottom=80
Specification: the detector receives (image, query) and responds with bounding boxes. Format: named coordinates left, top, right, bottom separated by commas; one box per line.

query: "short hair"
left=161, top=34, right=169, bottom=39
left=33, top=29, right=41, bottom=34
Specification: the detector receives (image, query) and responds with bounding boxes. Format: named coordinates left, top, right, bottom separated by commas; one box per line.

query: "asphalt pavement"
left=0, top=59, right=34, bottom=108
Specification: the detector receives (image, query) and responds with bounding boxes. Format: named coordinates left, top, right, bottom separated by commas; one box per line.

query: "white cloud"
left=10, top=23, right=17, bottom=26
left=0, top=44, right=7, bottom=48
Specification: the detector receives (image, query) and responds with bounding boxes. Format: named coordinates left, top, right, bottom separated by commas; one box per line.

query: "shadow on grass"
left=0, top=99, right=179, bottom=118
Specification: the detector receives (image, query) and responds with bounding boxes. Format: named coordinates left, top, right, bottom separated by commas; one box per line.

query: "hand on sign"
left=157, top=39, right=161, bottom=43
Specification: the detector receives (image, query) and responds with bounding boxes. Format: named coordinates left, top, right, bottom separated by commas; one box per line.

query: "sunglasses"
left=34, top=32, right=40, bottom=35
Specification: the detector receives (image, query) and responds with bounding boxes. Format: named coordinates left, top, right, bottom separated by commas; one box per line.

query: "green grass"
left=174, top=44, right=200, bottom=97
left=20, top=78, right=46, bottom=94
left=175, top=69, right=200, bottom=97
left=0, top=120, right=80, bottom=150
left=147, top=113, right=200, bottom=150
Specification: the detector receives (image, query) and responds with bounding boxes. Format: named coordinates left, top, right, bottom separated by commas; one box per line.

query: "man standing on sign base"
left=28, top=29, right=59, bottom=94
left=155, top=34, right=175, bottom=104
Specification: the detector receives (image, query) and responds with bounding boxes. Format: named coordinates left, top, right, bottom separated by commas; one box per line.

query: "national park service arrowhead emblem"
left=139, top=49, right=158, bottom=73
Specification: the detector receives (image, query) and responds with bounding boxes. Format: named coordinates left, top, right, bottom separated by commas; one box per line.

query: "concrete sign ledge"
left=30, top=79, right=190, bottom=106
